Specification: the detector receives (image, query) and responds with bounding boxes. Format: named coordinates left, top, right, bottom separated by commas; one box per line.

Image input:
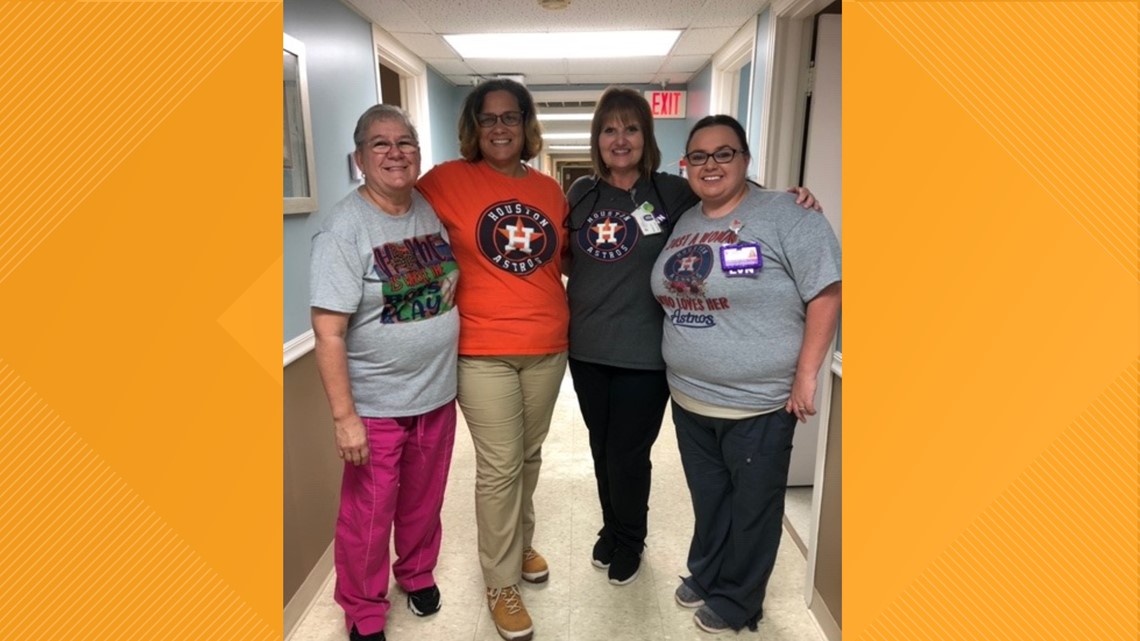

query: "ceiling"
left=342, top=0, right=773, bottom=87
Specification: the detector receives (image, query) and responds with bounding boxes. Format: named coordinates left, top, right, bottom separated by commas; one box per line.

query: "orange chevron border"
left=858, top=1, right=1139, bottom=279
left=846, top=2, right=1139, bottom=640
left=0, top=1, right=278, bottom=284
left=856, top=362, right=1138, bottom=641
left=0, top=1, right=282, bottom=638
left=0, top=360, right=278, bottom=640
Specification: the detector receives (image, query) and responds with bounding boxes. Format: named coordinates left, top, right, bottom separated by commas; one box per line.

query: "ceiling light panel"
left=444, top=31, right=680, bottom=59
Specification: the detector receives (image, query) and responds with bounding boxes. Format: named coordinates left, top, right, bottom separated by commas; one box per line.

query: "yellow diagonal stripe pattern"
left=0, top=361, right=277, bottom=640
left=860, top=1, right=1140, bottom=278
left=855, top=361, right=1139, bottom=641
left=0, top=1, right=277, bottom=285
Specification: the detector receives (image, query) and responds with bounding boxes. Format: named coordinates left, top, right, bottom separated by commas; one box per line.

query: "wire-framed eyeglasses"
left=684, top=147, right=746, bottom=166
left=476, top=111, right=524, bottom=128
left=367, top=139, right=420, bottom=155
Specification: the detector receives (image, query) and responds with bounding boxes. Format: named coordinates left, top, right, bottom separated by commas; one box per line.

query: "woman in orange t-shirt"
left=417, top=78, right=567, bottom=641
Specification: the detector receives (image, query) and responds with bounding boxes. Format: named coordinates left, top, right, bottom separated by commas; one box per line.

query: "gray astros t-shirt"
left=650, top=186, right=841, bottom=411
left=310, top=190, right=460, bottom=418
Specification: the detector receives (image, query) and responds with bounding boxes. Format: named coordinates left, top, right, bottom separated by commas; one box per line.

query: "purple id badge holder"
left=720, top=218, right=762, bottom=277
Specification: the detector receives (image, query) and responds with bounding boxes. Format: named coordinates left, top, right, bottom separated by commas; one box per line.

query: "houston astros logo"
left=575, top=208, right=638, bottom=262
left=476, top=200, right=558, bottom=275
left=662, top=244, right=713, bottom=296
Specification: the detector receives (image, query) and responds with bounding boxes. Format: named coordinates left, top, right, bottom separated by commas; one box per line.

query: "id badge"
left=632, top=202, right=663, bottom=235
left=720, top=242, right=762, bottom=276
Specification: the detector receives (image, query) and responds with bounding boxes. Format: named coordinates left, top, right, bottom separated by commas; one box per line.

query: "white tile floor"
left=289, top=370, right=825, bottom=641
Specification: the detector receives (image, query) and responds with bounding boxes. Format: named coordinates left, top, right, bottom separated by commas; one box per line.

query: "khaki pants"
left=457, top=352, right=568, bottom=587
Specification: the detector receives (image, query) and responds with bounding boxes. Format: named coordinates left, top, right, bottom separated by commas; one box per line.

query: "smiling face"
left=354, top=117, right=420, bottom=197
left=686, top=124, right=750, bottom=215
left=598, top=116, right=644, bottom=181
left=477, top=90, right=525, bottom=173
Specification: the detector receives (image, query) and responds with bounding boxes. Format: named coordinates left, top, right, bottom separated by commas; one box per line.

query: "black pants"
left=568, top=358, right=670, bottom=553
left=673, top=401, right=797, bottom=631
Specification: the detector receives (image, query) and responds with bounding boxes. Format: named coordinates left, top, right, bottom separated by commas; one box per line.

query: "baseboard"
left=285, top=329, right=315, bottom=367
left=809, top=587, right=841, bottom=641
left=284, top=541, right=335, bottom=640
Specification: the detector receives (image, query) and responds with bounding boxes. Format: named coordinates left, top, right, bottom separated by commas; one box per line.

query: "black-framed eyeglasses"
left=367, top=139, right=420, bottom=155
left=476, top=111, right=524, bottom=128
left=684, top=147, right=745, bottom=166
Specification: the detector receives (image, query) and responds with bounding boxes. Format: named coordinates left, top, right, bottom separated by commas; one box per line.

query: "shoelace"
left=523, top=548, right=538, bottom=562
left=489, top=586, right=523, bottom=615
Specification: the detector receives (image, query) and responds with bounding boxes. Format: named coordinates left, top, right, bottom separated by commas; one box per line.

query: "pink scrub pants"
left=333, top=400, right=457, bottom=636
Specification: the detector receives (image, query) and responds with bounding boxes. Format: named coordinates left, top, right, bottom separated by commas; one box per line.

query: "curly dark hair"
left=457, top=78, right=544, bottom=162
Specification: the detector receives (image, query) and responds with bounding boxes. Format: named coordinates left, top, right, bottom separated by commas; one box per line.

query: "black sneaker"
left=349, top=624, right=386, bottom=641
left=592, top=535, right=615, bottom=569
left=407, top=584, right=441, bottom=617
left=607, top=546, right=641, bottom=585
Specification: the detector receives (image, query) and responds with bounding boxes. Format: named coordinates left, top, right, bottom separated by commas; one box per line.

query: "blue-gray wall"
left=747, top=8, right=772, bottom=179
left=283, top=0, right=377, bottom=340
left=737, top=61, right=751, bottom=122
left=686, top=63, right=713, bottom=135
left=283, top=0, right=462, bottom=341
left=427, top=67, right=462, bottom=166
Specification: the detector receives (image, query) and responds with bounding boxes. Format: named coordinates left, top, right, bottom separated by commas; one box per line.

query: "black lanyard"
left=567, top=175, right=670, bottom=231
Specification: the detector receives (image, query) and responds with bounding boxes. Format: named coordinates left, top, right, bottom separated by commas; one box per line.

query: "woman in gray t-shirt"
left=650, top=115, right=841, bottom=634
left=309, top=105, right=459, bottom=641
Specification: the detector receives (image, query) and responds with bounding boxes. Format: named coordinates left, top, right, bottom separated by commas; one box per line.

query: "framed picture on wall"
left=284, top=33, right=318, bottom=214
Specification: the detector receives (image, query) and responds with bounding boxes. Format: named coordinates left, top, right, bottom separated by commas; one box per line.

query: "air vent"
left=538, top=101, right=597, bottom=108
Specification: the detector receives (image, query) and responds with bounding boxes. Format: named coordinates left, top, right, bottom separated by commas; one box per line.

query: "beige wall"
left=283, top=349, right=341, bottom=606
left=814, top=377, right=842, bottom=626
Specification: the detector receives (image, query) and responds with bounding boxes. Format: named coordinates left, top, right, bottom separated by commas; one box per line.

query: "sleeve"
left=310, top=229, right=365, bottom=314
left=416, top=165, right=443, bottom=211
left=783, top=212, right=842, bottom=303
left=658, top=174, right=699, bottom=225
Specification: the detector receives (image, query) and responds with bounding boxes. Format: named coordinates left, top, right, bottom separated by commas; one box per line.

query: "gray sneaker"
left=693, top=604, right=732, bottom=634
left=674, top=581, right=705, bottom=608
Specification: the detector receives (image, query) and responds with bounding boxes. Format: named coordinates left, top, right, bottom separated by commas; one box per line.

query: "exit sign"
left=646, top=90, right=686, bottom=119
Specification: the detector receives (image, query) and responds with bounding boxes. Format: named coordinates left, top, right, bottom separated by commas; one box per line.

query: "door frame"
left=371, top=25, right=434, bottom=168
left=710, top=16, right=758, bottom=121
left=757, top=0, right=836, bottom=189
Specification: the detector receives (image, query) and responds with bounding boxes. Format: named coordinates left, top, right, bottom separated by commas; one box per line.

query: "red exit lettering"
left=646, top=91, right=686, bottom=119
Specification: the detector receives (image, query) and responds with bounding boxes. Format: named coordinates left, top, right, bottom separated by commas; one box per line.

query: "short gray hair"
left=353, top=104, right=419, bottom=150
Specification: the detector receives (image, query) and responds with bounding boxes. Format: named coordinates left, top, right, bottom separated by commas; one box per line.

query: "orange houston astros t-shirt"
left=417, top=160, right=569, bottom=356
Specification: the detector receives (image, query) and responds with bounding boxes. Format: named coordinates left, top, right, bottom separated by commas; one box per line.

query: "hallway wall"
left=283, top=0, right=377, bottom=341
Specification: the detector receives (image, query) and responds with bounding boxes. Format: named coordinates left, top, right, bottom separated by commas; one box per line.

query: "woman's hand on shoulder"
left=786, top=186, right=823, bottom=212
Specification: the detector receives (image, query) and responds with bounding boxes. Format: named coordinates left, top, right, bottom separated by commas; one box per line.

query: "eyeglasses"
left=367, top=139, right=420, bottom=155
left=684, top=147, right=745, bottom=166
left=476, top=111, right=524, bottom=128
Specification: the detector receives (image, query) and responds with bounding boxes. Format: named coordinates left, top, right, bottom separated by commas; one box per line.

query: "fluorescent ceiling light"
left=542, top=133, right=590, bottom=140
left=538, top=113, right=593, bottom=121
left=549, top=145, right=590, bottom=151
left=445, top=31, right=680, bottom=59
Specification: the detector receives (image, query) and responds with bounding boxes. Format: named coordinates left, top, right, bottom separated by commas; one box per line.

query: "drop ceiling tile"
left=342, top=0, right=430, bottom=33
left=570, top=57, right=661, bottom=74
left=424, top=58, right=474, bottom=75
left=390, top=33, right=457, bottom=58
left=688, top=0, right=769, bottom=28
left=658, top=55, right=708, bottom=73
left=672, top=28, right=739, bottom=56
left=568, top=74, right=654, bottom=85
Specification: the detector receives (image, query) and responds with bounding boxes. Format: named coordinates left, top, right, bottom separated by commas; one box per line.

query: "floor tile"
left=288, top=368, right=826, bottom=641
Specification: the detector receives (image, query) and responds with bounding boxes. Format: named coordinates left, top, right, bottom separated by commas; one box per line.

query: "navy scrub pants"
left=672, top=401, right=797, bottom=631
